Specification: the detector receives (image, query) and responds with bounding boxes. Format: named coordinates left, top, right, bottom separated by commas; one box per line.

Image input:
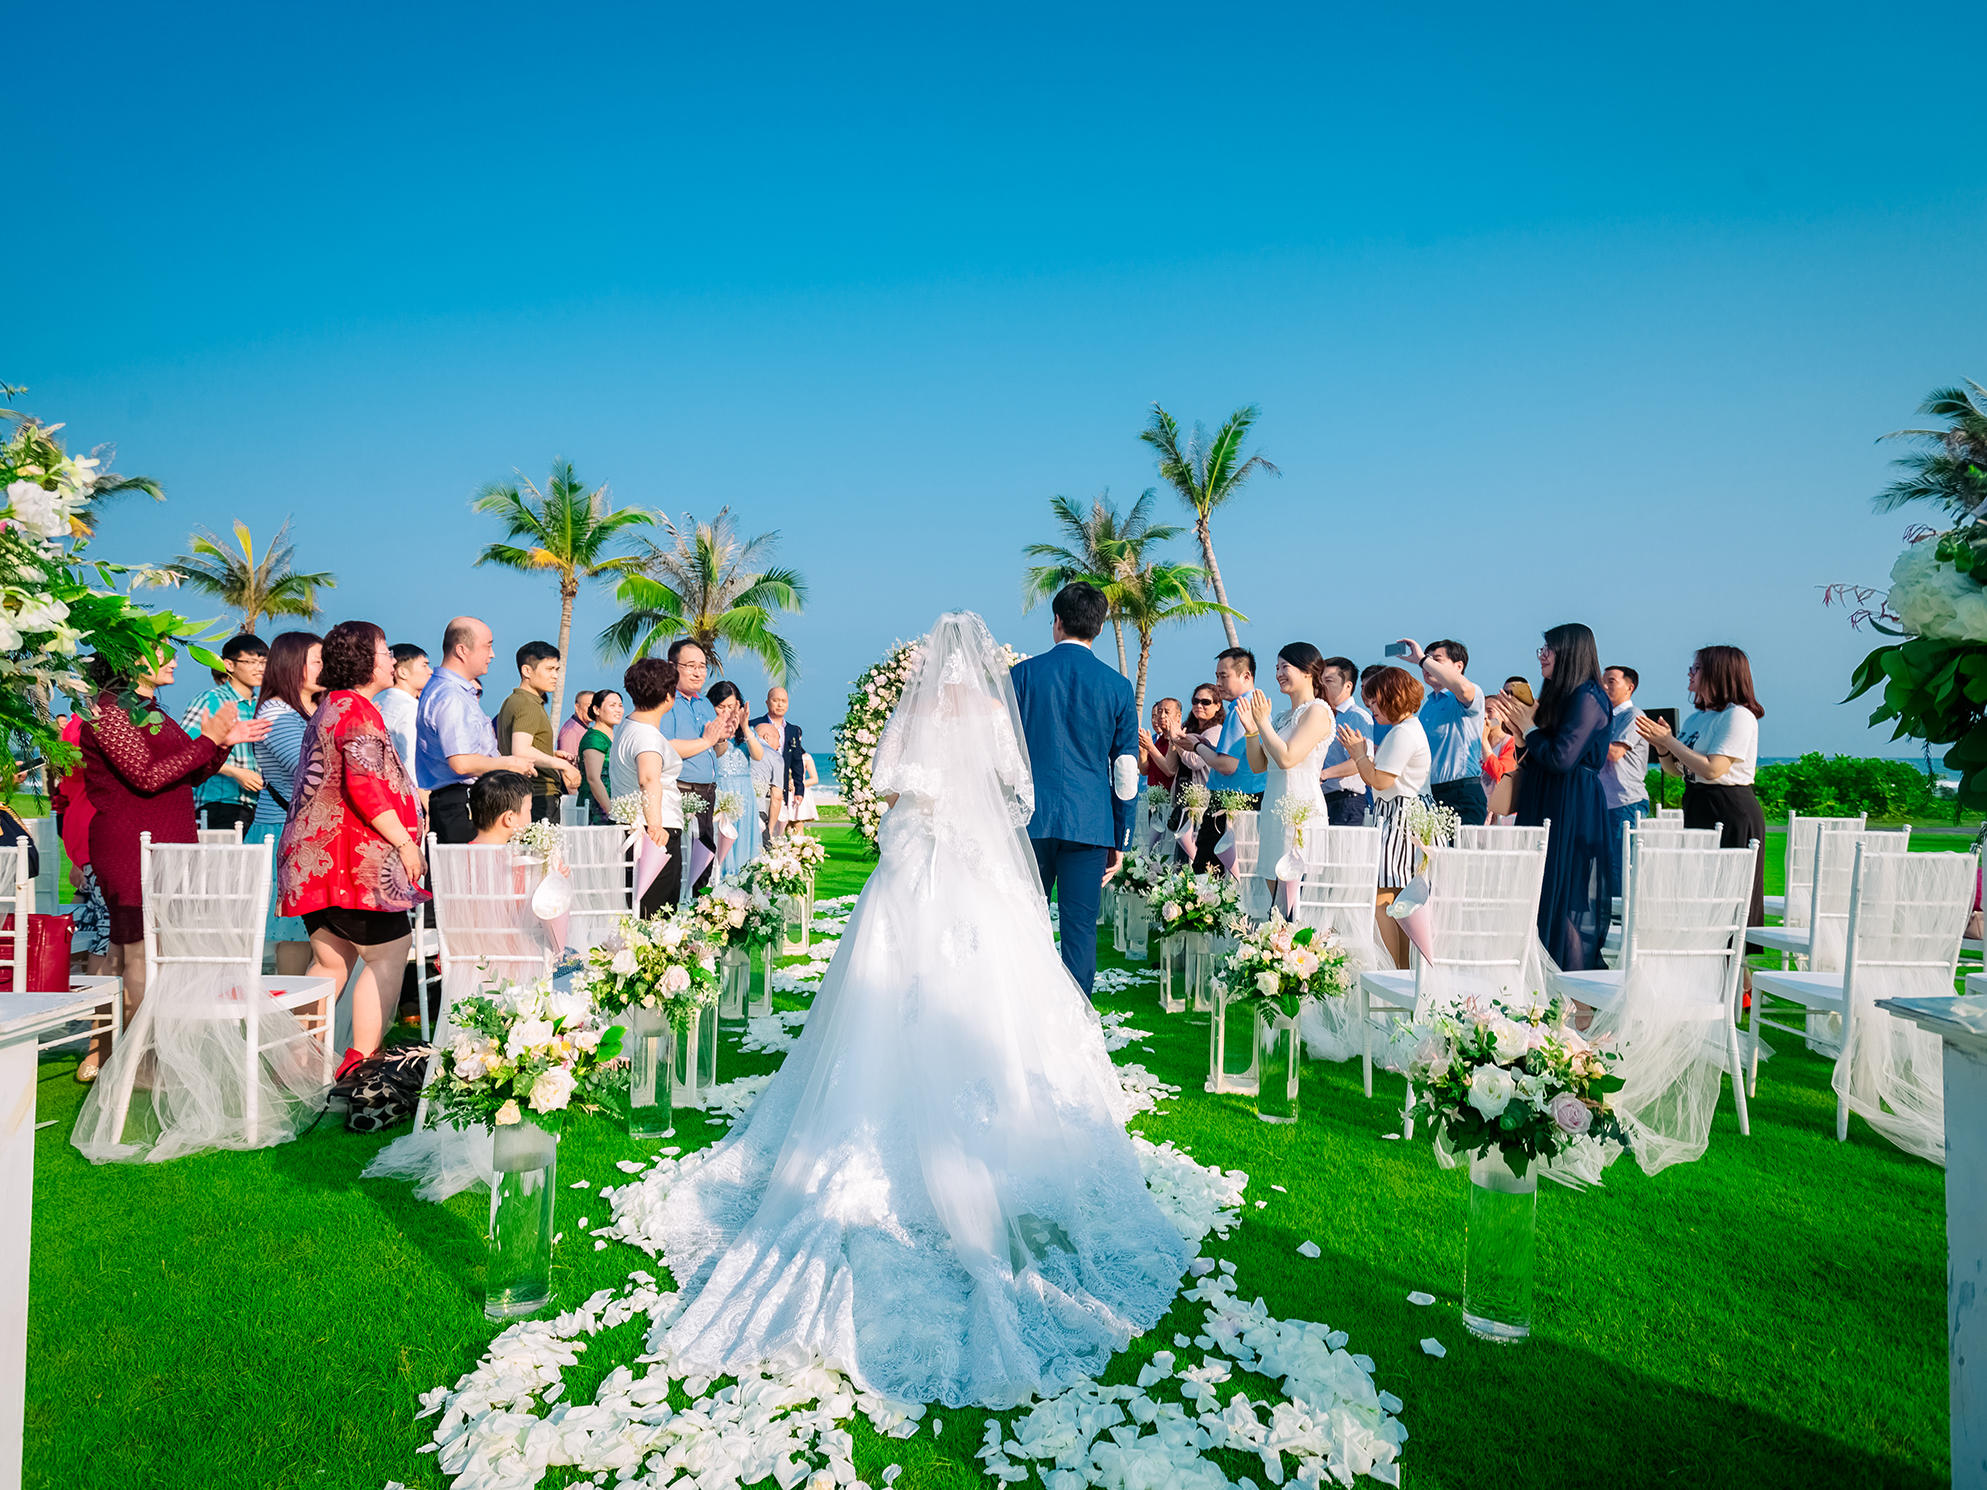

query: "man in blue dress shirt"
left=1399, top=636, right=1488, bottom=826
left=665, top=639, right=721, bottom=895
left=415, top=616, right=534, bottom=843
left=1187, top=646, right=1268, bottom=874
left=1009, top=583, right=1140, bottom=997
left=1317, top=655, right=1373, bottom=826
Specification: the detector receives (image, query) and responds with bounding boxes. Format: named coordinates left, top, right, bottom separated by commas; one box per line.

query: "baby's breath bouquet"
left=511, top=818, right=562, bottom=861
left=608, top=791, right=645, bottom=827
left=1143, top=785, right=1172, bottom=816
left=1401, top=799, right=1461, bottom=851
left=1178, top=780, right=1212, bottom=825
left=579, top=912, right=720, bottom=1028
left=1213, top=789, right=1256, bottom=816
left=1220, top=915, right=1350, bottom=1019
left=1147, top=866, right=1241, bottom=936
left=713, top=788, right=747, bottom=821
left=423, top=979, right=621, bottom=1132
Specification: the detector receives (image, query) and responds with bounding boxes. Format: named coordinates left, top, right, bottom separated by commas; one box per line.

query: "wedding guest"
left=1600, top=664, right=1650, bottom=889
left=1317, top=656, right=1372, bottom=827
left=414, top=616, right=534, bottom=845
left=1139, top=698, right=1183, bottom=793
left=708, top=680, right=767, bottom=878
left=181, top=633, right=268, bottom=834
left=277, top=621, right=428, bottom=1078
left=470, top=770, right=535, bottom=845
left=1395, top=637, right=1487, bottom=827
left=1503, top=677, right=1534, bottom=704
left=1240, top=644, right=1335, bottom=900
left=377, top=643, right=430, bottom=780
left=1490, top=623, right=1614, bottom=971
left=1336, top=666, right=1431, bottom=968
left=1481, top=709, right=1519, bottom=795
left=665, top=640, right=722, bottom=891
left=248, top=630, right=323, bottom=978
left=786, top=748, right=823, bottom=827
left=556, top=690, right=596, bottom=760
left=579, top=689, right=622, bottom=824
left=54, top=714, right=115, bottom=1079
left=1189, top=647, right=1269, bottom=874
left=750, top=687, right=801, bottom=840
left=1150, top=687, right=1220, bottom=842
left=1636, top=645, right=1767, bottom=933
left=80, top=648, right=268, bottom=1041
left=1357, top=665, right=1396, bottom=747
left=493, top=641, right=582, bottom=822
left=617, top=657, right=723, bottom=915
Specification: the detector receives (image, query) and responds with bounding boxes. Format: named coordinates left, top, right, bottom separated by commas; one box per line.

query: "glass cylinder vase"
left=1206, top=982, right=1261, bottom=1096
left=672, top=1001, right=720, bottom=1105
left=1157, top=932, right=1187, bottom=1014
left=780, top=894, right=810, bottom=957
left=486, top=1117, right=559, bottom=1320
left=1185, top=930, right=1216, bottom=1012
left=718, top=946, right=750, bottom=1021
left=1463, top=1146, right=1537, bottom=1343
left=626, top=1002, right=676, bottom=1139
left=1255, top=1009, right=1300, bottom=1124
left=1097, top=885, right=1115, bottom=928
left=1124, top=900, right=1153, bottom=963
left=750, top=940, right=775, bottom=1018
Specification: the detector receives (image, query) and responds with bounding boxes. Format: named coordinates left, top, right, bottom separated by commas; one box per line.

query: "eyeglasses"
left=1687, top=662, right=1701, bottom=676
left=1536, top=645, right=1552, bottom=659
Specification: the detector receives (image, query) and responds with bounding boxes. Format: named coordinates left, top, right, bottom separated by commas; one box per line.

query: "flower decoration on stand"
left=1404, top=995, right=1624, bottom=1176
left=1175, top=781, right=1212, bottom=859
left=1399, top=799, right=1461, bottom=855
left=836, top=636, right=1024, bottom=849
left=422, top=979, right=621, bottom=1130
left=1220, top=915, right=1350, bottom=1021
left=1113, top=849, right=1168, bottom=904
left=510, top=818, right=563, bottom=863
left=1212, top=789, right=1256, bottom=816
left=1146, top=866, right=1241, bottom=938
left=580, top=912, right=721, bottom=1030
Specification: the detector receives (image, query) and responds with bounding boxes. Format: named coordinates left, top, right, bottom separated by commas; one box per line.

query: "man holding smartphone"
left=1395, top=636, right=1488, bottom=827
left=1186, top=646, right=1267, bottom=873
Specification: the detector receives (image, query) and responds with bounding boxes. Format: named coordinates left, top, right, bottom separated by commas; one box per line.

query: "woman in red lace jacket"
left=78, top=651, right=269, bottom=1073
left=276, top=620, right=429, bottom=1074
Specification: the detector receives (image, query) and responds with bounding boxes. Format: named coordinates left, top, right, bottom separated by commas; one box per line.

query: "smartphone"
left=1383, top=641, right=1411, bottom=658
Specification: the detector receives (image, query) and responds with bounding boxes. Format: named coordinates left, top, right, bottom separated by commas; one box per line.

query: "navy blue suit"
left=1010, top=640, right=1139, bottom=994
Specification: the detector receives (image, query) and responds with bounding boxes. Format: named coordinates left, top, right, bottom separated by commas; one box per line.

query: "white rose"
left=1490, top=1019, right=1530, bottom=1064
left=661, top=965, right=691, bottom=993
left=658, top=921, right=686, bottom=949
left=1255, top=970, right=1282, bottom=997
left=611, top=947, right=638, bottom=976
left=494, top=1098, right=522, bottom=1126
left=506, top=1017, right=555, bottom=1058
left=1467, top=1064, right=1517, bottom=1119
left=454, top=1049, right=488, bottom=1083
left=572, top=1027, right=602, bottom=1052
left=1162, top=901, right=1182, bottom=923
left=728, top=906, right=746, bottom=927
left=529, top=1066, right=577, bottom=1113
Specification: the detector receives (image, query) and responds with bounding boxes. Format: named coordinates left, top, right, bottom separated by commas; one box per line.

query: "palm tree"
left=1116, top=559, right=1243, bottom=722
left=473, top=461, right=653, bottom=724
left=1875, top=381, right=1987, bottom=520
left=599, top=508, right=807, bottom=681
left=165, top=518, right=335, bottom=633
left=1022, top=490, right=1182, bottom=674
left=1139, top=403, right=1279, bottom=648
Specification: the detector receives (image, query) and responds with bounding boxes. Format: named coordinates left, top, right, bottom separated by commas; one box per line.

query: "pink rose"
left=1549, top=1093, right=1592, bottom=1134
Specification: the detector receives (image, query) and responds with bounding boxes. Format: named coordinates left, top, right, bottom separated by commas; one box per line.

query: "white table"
left=1878, top=982, right=1987, bottom=1490
left=1, top=990, right=110, bottom=1490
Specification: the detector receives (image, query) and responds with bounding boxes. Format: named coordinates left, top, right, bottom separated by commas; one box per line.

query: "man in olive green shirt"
left=493, top=641, right=581, bottom=821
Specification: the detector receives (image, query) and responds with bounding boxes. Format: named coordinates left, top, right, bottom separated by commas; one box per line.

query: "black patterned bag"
left=340, top=1044, right=436, bottom=1134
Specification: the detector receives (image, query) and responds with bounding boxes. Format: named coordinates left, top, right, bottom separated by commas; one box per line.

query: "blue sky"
left=12, top=1, right=1986, bottom=754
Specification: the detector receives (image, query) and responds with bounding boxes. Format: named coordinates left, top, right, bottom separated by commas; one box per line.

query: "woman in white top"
left=1635, top=644, right=1767, bottom=932
left=614, top=657, right=727, bottom=916
left=1336, top=665, right=1432, bottom=967
left=1241, top=643, right=1337, bottom=895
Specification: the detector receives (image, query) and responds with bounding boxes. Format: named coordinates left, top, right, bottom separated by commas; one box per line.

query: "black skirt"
left=1681, top=781, right=1767, bottom=939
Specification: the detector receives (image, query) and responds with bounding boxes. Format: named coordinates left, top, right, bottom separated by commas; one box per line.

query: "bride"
left=650, top=612, right=1191, bottom=1408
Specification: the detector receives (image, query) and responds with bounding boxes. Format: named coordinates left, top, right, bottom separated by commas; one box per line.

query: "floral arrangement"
left=1178, top=780, right=1211, bottom=825
left=1213, top=789, right=1256, bottom=816
left=1404, top=995, right=1625, bottom=1176
left=0, top=394, right=218, bottom=768
left=1143, top=785, right=1172, bottom=816
left=1113, top=848, right=1169, bottom=901
left=1273, top=793, right=1318, bottom=847
left=783, top=829, right=827, bottom=873
left=1400, top=798, right=1461, bottom=850
left=579, top=913, right=720, bottom=1027
left=836, top=635, right=1024, bottom=848
left=510, top=818, right=562, bottom=860
left=608, top=791, right=645, bottom=826
left=1217, top=915, right=1351, bottom=1021
left=690, top=879, right=780, bottom=950
left=422, top=979, right=621, bottom=1131
left=713, top=788, right=746, bottom=821
left=743, top=836, right=813, bottom=902
left=1147, top=866, right=1242, bottom=936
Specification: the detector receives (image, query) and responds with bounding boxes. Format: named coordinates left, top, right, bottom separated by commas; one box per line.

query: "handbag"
left=339, top=1043, right=436, bottom=1133
left=0, top=913, right=75, bottom=991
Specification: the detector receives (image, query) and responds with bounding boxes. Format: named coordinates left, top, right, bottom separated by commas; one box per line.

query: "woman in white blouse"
left=614, top=657, right=726, bottom=916
left=1336, top=665, right=1432, bottom=967
left=1635, top=644, right=1767, bottom=931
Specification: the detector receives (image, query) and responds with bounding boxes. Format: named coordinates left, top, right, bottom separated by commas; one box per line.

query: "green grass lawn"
left=26, top=824, right=1952, bottom=1489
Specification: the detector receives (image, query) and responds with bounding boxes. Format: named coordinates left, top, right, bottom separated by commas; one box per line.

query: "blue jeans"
left=1033, top=838, right=1108, bottom=996
left=1605, top=800, right=1649, bottom=892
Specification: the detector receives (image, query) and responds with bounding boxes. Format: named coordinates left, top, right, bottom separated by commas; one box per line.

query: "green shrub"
left=1640, top=753, right=1944, bottom=820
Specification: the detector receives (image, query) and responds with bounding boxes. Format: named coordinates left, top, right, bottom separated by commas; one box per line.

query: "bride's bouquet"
left=1147, top=866, right=1241, bottom=937
left=579, top=912, right=721, bottom=1028
left=422, top=979, right=620, bottom=1132
left=1219, top=914, right=1351, bottom=1020
left=1405, top=995, right=1625, bottom=1177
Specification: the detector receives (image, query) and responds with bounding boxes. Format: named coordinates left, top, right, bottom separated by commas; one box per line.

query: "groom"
left=1010, top=581, right=1140, bottom=997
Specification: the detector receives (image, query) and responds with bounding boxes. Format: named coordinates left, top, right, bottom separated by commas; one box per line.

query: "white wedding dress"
left=650, top=613, right=1192, bottom=1408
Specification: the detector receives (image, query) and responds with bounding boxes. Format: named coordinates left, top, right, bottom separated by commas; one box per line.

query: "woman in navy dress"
left=1491, top=622, right=1614, bottom=971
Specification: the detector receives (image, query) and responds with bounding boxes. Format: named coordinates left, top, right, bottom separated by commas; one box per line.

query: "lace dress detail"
left=646, top=613, right=1189, bottom=1408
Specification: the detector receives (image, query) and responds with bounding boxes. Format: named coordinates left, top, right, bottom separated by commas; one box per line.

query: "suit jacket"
left=1009, top=640, right=1139, bottom=850
left=750, top=716, right=807, bottom=796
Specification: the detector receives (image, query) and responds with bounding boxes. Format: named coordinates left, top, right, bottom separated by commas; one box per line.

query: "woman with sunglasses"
left=1152, top=685, right=1227, bottom=845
